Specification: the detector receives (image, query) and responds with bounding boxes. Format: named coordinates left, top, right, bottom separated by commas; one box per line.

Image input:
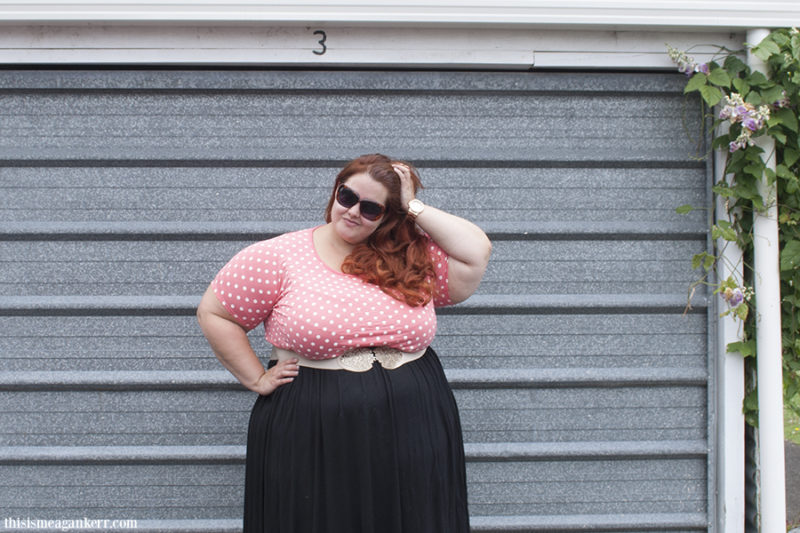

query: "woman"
left=197, top=154, right=491, bottom=533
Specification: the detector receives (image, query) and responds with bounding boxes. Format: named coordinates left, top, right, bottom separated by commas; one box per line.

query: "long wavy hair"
left=324, top=154, right=436, bottom=307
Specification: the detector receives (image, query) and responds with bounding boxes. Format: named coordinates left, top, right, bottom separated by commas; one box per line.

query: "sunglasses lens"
left=359, top=202, right=383, bottom=221
left=337, top=185, right=358, bottom=208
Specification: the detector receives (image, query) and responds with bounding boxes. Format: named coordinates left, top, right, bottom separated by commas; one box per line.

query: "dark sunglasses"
left=336, top=184, right=386, bottom=221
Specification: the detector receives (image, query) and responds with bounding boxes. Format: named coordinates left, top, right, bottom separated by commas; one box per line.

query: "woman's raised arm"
left=393, top=164, right=492, bottom=304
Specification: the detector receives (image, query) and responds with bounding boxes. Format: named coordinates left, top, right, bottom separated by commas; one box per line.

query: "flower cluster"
left=718, top=93, right=771, bottom=151
left=666, top=45, right=709, bottom=76
left=722, top=285, right=753, bottom=308
left=723, top=287, right=744, bottom=306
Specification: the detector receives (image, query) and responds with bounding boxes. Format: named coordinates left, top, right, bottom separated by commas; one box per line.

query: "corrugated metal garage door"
left=0, top=70, right=711, bottom=532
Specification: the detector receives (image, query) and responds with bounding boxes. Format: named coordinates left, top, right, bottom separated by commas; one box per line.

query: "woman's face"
left=330, top=172, right=390, bottom=246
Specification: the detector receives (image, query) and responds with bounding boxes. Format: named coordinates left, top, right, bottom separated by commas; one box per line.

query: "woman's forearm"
left=411, top=204, right=492, bottom=303
left=413, top=205, right=492, bottom=268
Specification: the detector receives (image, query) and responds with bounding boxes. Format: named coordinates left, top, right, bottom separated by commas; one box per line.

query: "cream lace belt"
left=270, top=346, right=427, bottom=372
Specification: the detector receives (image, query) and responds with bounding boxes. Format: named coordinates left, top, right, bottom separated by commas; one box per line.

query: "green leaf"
left=744, top=397, right=758, bottom=427
left=775, top=108, right=799, bottom=133
left=761, top=85, right=786, bottom=106
left=684, top=72, right=707, bottom=93
left=703, top=254, right=715, bottom=271
left=675, top=204, right=694, bottom=214
left=728, top=339, right=757, bottom=357
left=722, top=225, right=737, bottom=241
left=712, top=183, right=735, bottom=197
left=763, top=39, right=782, bottom=54
left=732, top=77, right=750, bottom=95
left=772, top=32, right=790, bottom=48
left=743, top=388, right=758, bottom=408
left=744, top=392, right=758, bottom=412
left=691, top=252, right=715, bottom=271
left=785, top=148, right=800, bottom=168
left=724, top=55, right=748, bottom=75
left=777, top=164, right=795, bottom=180
left=749, top=71, right=769, bottom=87
left=781, top=239, right=800, bottom=271
left=752, top=46, right=772, bottom=62
left=729, top=174, right=765, bottom=208
left=699, top=85, right=723, bottom=106
left=745, top=91, right=763, bottom=105
left=755, top=38, right=781, bottom=58
left=708, top=67, right=732, bottom=87
left=744, top=163, right=766, bottom=179
left=712, top=223, right=737, bottom=242
left=691, top=252, right=705, bottom=270
left=712, top=134, right=731, bottom=151
left=735, top=304, right=749, bottom=321
left=787, top=381, right=799, bottom=402
left=770, top=130, right=787, bottom=145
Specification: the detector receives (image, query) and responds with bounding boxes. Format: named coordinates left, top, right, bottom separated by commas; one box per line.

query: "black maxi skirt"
left=243, top=347, right=470, bottom=533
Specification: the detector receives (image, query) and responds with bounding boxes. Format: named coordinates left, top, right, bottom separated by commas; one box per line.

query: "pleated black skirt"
left=242, top=347, right=469, bottom=533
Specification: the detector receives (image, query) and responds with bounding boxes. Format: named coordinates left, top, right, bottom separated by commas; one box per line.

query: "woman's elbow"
left=472, top=236, right=492, bottom=273
left=197, top=286, right=225, bottom=330
left=482, top=237, right=493, bottom=265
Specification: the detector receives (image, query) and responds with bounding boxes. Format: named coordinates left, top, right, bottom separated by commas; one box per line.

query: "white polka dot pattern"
left=211, top=227, right=452, bottom=360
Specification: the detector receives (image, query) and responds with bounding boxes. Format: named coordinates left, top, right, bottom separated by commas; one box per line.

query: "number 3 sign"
left=312, top=30, right=327, bottom=55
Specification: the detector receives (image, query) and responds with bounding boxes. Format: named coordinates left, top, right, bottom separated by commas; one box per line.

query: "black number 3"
left=313, top=30, right=327, bottom=56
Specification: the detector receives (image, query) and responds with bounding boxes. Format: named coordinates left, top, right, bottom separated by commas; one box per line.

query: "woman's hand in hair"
left=393, top=163, right=416, bottom=209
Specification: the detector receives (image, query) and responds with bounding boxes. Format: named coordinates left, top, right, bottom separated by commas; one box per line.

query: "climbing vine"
left=667, top=28, right=800, bottom=425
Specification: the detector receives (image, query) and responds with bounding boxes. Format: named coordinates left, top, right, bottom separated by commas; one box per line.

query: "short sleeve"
left=427, top=237, right=453, bottom=307
left=210, top=239, right=286, bottom=331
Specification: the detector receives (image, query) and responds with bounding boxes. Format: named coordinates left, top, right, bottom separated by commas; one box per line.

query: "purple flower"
left=735, top=105, right=749, bottom=117
left=719, top=107, right=732, bottom=120
left=723, top=287, right=745, bottom=306
left=729, top=288, right=744, bottom=306
left=728, top=137, right=749, bottom=152
left=696, top=63, right=710, bottom=75
left=742, top=116, right=761, bottom=131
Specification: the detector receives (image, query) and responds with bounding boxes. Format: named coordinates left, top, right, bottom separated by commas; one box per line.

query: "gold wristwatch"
left=407, top=198, right=425, bottom=218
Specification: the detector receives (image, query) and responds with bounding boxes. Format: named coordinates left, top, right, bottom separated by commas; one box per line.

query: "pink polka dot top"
left=211, top=227, right=452, bottom=360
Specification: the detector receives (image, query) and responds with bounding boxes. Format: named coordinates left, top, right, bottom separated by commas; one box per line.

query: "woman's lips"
left=343, top=217, right=359, bottom=227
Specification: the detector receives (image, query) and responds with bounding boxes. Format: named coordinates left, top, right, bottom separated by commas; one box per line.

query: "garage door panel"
left=0, top=69, right=711, bottom=531
left=0, top=239, right=705, bottom=297
left=0, top=313, right=706, bottom=374
left=1, top=90, right=701, bottom=162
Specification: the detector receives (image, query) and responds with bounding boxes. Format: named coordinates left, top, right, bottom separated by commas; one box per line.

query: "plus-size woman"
left=197, top=154, right=491, bottom=533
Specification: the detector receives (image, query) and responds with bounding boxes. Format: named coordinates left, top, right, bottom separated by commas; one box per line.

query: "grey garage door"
left=0, top=69, right=711, bottom=532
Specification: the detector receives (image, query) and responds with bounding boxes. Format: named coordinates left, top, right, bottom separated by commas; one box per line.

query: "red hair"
left=324, top=154, right=436, bottom=307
